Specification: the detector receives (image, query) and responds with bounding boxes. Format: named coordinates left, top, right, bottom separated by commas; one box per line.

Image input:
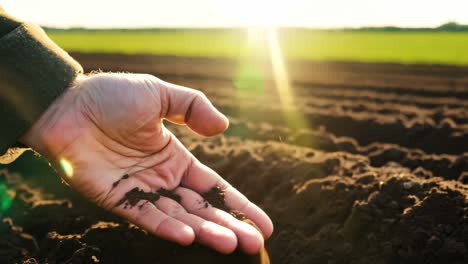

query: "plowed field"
left=1, top=53, right=467, bottom=264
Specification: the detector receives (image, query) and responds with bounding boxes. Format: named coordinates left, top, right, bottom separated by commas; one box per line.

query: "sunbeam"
left=266, top=27, right=309, bottom=131
left=267, top=27, right=294, bottom=111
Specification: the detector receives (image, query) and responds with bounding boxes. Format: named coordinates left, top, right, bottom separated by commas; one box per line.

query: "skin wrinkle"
left=124, top=122, right=165, bottom=153
left=134, top=166, right=172, bottom=190
left=51, top=133, right=81, bottom=166
left=101, top=183, right=125, bottom=209
left=107, top=155, right=140, bottom=170
left=81, top=162, right=128, bottom=205
left=181, top=156, right=195, bottom=188
left=160, top=80, right=176, bottom=121
left=135, top=134, right=173, bottom=169
left=153, top=215, right=176, bottom=240
left=133, top=201, right=158, bottom=223
left=31, top=86, right=82, bottom=159
left=103, top=139, right=176, bottom=203
left=119, top=132, right=175, bottom=179
left=105, top=178, right=147, bottom=210
left=184, top=93, right=199, bottom=124
left=157, top=197, right=186, bottom=218
left=79, top=74, right=159, bottom=153
left=92, top=127, right=146, bottom=160
left=163, top=84, right=171, bottom=119
left=143, top=75, right=163, bottom=118
left=85, top=113, right=149, bottom=159
left=123, top=75, right=161, bottom=135
left=103, top=135, right=176, bottom=203
left=170, top=205, right=185, bottom=218
left=103, top=173, right=133, bottom=205
left=85, top=180, right=113, bottom=207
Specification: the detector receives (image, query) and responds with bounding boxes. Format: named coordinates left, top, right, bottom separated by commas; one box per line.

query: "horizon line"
left=42, top=22, right=468, bottom=31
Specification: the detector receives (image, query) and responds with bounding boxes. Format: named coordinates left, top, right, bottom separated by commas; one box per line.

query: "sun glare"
left=224, top=0, right=309, bottom=130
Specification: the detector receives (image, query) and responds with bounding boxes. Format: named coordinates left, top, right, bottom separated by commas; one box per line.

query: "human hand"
left=20, top=73, right=273, bottom=254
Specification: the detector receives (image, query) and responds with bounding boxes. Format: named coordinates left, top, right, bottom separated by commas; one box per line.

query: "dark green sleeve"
left=0, top=6, right=83, bottom=163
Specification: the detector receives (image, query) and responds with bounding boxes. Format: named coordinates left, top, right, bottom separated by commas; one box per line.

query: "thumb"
left=159, top=80, right=229, bottom=136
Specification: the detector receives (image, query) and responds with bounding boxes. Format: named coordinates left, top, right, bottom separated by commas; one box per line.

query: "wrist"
left=19, top=75, right=85, bottom=157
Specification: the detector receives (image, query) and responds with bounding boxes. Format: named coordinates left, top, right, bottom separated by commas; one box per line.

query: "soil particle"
left=201, top=187, right=247, bottom=220
left=201, top=186, right=229, bottom=212
left=115, top=188, right=160, bottom=209
left=112, top=174, right=129, bottom=188
left=113, top=176, right=181, bottom=208
left=157, top=188, right=181, bottom=203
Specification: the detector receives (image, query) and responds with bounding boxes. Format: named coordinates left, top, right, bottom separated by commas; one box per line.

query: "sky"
left=1, top=0, right=468, bottom=28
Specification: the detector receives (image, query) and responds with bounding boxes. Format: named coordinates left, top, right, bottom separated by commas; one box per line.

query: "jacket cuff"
left=0, top=22, right=83, bottom=163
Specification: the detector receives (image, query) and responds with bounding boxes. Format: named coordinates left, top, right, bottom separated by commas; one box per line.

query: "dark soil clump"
left=157, top=188, right=181, bottom=203
left=202, top=187, right=246, bottom=220
left=202, top=186, right=229, bottom=211
left=113, top=176, right=181, bottom=208
left=115, top=187, right=160, bottom=209
left=111, top=174, right=129, bottom=188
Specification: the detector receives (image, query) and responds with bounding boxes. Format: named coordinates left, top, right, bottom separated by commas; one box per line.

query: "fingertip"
left=219, top=113, right=230, bottom=132
left=265, top=225, right=274, bottom=240
left=237, top=221, right=265, bottom=255
left=207, top=113, right=229, bottom=136
left=214, top=233, right=238, bottom=255
left=243, top=215, right=274, bottom=240
left=200, top=222, right=238, bottom=254
left=178, top=225, right=196, bottom=246
left=261, top=214, right=274, bottom=239
left=225, top=196, right=274, bottom=240
left=215, top=240, right=237, bottom=255
left=157, top=219, right=195, bottom=246
left=188, top=97, right=229, bottom=137
left=222, top=241, right=238, bottom=255
left=241, top=226, right=264, bottom=255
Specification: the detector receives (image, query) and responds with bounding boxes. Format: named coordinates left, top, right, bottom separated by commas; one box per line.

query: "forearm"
left=0, top=6, right=83, bottom=163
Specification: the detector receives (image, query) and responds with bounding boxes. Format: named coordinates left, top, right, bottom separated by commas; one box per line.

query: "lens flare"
left=0, top=183, right=12, bottom=213
left=59, top=159, right=74, bottom=178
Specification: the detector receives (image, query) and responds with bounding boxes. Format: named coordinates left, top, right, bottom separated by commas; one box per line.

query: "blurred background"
left=2, top=0, right=468, bottom=64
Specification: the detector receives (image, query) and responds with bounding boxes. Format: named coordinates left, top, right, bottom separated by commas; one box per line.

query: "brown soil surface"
left=1, top=54, right=467, bottom=264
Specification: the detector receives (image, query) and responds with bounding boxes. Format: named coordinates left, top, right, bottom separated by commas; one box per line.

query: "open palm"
left=21, top=73, right=273, bottom=254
